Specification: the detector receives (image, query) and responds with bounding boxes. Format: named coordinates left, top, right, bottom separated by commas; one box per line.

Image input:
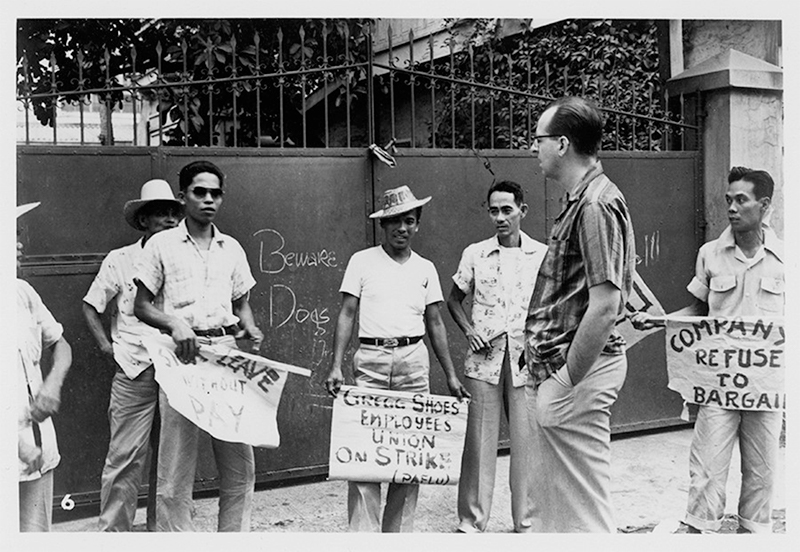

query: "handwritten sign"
left=328, top=386, right=468, bottom=485
left=665, top=316, right=784, bottom=411
left=142, top=335, right=311, bottom=447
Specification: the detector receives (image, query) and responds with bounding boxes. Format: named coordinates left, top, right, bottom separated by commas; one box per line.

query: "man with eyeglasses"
left=522, top=96, right=636, bottom=532
left=447, top=180, right=546, bottom=533
left=134, top=160, right=264, bottom=531
left=83, top=179, right=182, bottom=531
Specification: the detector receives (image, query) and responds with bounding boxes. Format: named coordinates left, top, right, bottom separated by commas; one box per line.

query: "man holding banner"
left=134, top=160, right=264, bottom=532
left=632, top=167, right=784, bottom=534
left=324, top=185, right=469, bottom=532
left=447, top=180, right=546, bottom=533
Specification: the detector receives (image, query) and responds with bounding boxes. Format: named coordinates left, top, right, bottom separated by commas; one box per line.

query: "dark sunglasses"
left=189, top=186, right=224, bottom=199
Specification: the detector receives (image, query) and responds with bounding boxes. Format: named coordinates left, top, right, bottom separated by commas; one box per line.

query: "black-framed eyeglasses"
left=531, top=134, right=562, bottom=146
left=189, top=186, right=224, bottom=199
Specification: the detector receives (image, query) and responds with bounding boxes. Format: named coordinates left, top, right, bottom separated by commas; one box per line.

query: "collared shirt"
left=17, top=279, right=62, bottom=481
left=688, top=225, right=784, bottom=317
left=525, top=162, right=636, bottom=387
left=83, top=239, right=159, bottom=379
left=339, top=246, right=443, bottom=339
left=452, top=232, right=547, bottom=386
left=135, top=219, right=256, bottom=330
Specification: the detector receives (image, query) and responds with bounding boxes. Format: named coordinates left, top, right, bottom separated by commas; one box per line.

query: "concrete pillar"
left=667, top=49, right=783, bottom=239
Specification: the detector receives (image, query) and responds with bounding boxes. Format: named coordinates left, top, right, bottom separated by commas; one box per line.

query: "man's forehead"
left=726, top=180, right=756, bottom=196
left=488, top=191, right=517, bottom=206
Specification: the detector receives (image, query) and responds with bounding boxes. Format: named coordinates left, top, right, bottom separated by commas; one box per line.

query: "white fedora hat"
left=123, top=179, right=182, bottom=231
left=16, top=202, right=40, bottom=219
left=369, top=185, right=431, bottom=219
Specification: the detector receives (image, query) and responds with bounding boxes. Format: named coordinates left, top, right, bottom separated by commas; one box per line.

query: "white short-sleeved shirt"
left=83, top=240, right=159, bottom=379
left=135, top=220, right=256, bottom=330
left=687, top=225, right=784, bottom=317
left=18, top=279, right=63, bottom=481
left=452, top=232, right=546, bottom=386
left=339, top=246, right=443, bottom=338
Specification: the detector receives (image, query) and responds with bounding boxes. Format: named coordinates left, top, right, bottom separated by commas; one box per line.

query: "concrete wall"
left=681, top=20, right=784, bottom=239
left=684, top=20, right=781, bottom=68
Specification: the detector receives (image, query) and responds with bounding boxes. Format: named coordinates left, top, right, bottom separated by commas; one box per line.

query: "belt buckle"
left=383, top=337, right=399, bottom=348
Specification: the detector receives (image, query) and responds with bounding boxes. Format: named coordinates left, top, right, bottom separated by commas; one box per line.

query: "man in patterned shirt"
left=133, top=160, right=264, bottom=531
left=523, top=96, right=636, bottom=532
left=82, top=179, right=182, bottom=531
left=447, top=180, right=546, bottom=533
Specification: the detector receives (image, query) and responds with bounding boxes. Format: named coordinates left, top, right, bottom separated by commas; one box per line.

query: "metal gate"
left=17, top=144, right=700, bottom=509
left=17, top=19, right=704, bottom=512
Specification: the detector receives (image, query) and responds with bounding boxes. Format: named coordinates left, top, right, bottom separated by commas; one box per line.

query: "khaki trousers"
left=524, top=353, right=627, bottom=532
left=457, top=350, right=534, bottom=532
left=347, top=341, right=429, bottom=532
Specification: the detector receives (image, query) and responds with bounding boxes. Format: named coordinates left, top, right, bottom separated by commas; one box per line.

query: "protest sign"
left=664, top=316, right=784, bottom=411
left=328, top=385, right=468, bottom=485
left=617, top=270, right=666, bottom=350
left=142, top=334, right=310, bottom=447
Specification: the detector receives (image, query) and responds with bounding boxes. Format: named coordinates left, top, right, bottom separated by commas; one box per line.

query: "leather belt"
left=359, top=335, right=423, bottom=348
left=194, top=325, right=238, bottom=337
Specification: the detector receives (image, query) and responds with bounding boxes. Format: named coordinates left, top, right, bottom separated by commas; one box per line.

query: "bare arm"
left=232, top=292, right=264, bottom=353
left=446, top=284, right=489, bottom=353
left=325, top=293, right=359, bottom=398
left=82, top=302, right=114, bottom=357
left=30, top=336, right=72, bottom=423
left=564, top=282, right=620, bottom=385
left=133, top=281, right=198, bottom=363
left=630, top=297, right=709, bottom=330
left=425, top=302, right=470, bottom=400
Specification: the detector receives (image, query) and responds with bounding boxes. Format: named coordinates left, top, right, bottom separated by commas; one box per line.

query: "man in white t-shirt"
left=447, top=180, right=547, bottom=533
left=325, top=185, right=470, bottom=532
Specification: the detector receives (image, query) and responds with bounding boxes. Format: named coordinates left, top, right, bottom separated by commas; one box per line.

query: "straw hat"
left=369, top=185, right=431, bottom=219
left=16, top=202, right=40, bottom=219
left=123, top=179, right=182, bottom=230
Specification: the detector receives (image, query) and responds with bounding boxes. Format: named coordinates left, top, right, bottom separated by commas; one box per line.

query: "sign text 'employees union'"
left=328, top=386, right=468, bottom=485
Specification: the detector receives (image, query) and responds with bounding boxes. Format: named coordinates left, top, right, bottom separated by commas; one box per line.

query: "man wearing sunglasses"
left=134, top=160, right=264, bottom=531
left=522, top=96, right=636, bottom=532
left=82, top=179, right=182, bottom=531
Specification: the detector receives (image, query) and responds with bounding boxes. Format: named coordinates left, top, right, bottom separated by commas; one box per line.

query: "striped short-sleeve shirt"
left=524, top=162, right=636, bottom=387
left=134, top=219, right=256, bottom=331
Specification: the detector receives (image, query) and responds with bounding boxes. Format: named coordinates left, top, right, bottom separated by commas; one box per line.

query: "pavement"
left=51, top=426, right=786, bottom=536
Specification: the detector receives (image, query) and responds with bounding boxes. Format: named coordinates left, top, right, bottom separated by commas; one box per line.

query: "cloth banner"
left=617, top=270, right=666, bottom=350
left=328, top=385, right=468, bottom=485
left=142, top=334, right=310, bottom=447
left=664, top=316, right=784, bottom=411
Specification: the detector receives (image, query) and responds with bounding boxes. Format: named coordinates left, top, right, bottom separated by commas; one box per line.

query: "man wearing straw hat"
left=17, top=202, right=73, bottom=531
left=82, top=179, right=182, bottom=531
left=325, top=185, right=469, bottom=532
left=134, top=160, right=264, bottom=532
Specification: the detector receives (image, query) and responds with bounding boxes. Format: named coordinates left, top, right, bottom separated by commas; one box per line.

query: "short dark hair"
left=487, top=180, right=524, bottom=206
left=728, top=166, right=774, bottom=200
left=545, top=96, right=604, bottom=156
left=179, top=160, right=225, bottom=191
